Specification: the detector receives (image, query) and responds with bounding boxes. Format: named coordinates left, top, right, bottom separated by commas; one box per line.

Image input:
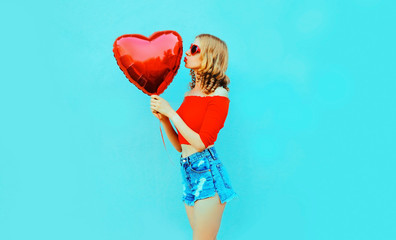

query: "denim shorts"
left=180, top=146, right=238, bottom=206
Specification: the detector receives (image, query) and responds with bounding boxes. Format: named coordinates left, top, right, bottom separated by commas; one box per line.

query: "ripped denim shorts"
left=180, top=146, right=238, bottom=206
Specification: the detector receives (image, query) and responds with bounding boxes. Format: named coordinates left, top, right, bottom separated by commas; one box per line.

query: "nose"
left=185, top=49, right=191, bottom=56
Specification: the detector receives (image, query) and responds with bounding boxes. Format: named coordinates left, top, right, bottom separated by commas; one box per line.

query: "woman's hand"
left=151, top=110, right=168, bottom=121
left=150, top=95, right=174, bottom=119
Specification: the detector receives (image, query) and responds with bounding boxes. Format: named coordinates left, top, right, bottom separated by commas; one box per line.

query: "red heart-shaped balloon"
left=113, top=31, right=183, bottom=96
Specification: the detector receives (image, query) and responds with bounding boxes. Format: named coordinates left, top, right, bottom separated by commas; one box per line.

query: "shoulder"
left=184, top=87, right=229, bottom=98
left=212, top=87, right=229, bottom=98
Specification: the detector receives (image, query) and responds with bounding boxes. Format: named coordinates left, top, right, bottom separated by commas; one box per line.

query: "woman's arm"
left=168, top=110, right=206, bottom=152
left=160, top=117, right=182, bottom=152
left=150, top=93, right=205, bottom=152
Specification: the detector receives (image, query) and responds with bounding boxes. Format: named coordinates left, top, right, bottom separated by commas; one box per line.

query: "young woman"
left=150, top=34, right=237, bottom=240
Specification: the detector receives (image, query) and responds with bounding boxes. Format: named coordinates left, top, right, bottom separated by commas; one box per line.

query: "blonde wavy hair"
left=188, top=34, right=230, bottom=95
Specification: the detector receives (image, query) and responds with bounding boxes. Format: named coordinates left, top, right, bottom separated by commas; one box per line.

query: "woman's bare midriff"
left=181, top=144, right=215, bottom=158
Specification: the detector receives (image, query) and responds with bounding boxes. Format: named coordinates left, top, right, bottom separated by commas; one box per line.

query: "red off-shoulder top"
left=175, top=95, right=230, bottom=148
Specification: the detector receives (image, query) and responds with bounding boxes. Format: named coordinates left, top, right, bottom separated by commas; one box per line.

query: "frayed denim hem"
left=182, top=191, right=238, bottom=206
left=182, top=198, right=195, bottom=206
left=220, top=192, right=238, bottom=204
left=182, top=191, right=217, bottom=206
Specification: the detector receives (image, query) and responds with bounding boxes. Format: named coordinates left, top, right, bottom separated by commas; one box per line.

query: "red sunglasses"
left=190, top=44, right=201, bottom=55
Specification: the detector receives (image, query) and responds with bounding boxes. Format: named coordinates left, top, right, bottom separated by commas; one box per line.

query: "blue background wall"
left=1, top=0, right=395, bottom=239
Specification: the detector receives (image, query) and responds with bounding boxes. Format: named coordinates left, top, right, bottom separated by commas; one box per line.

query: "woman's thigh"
left=184, top=203, right=194, bottom=230
left=193, top=192, right=226, bottom=240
